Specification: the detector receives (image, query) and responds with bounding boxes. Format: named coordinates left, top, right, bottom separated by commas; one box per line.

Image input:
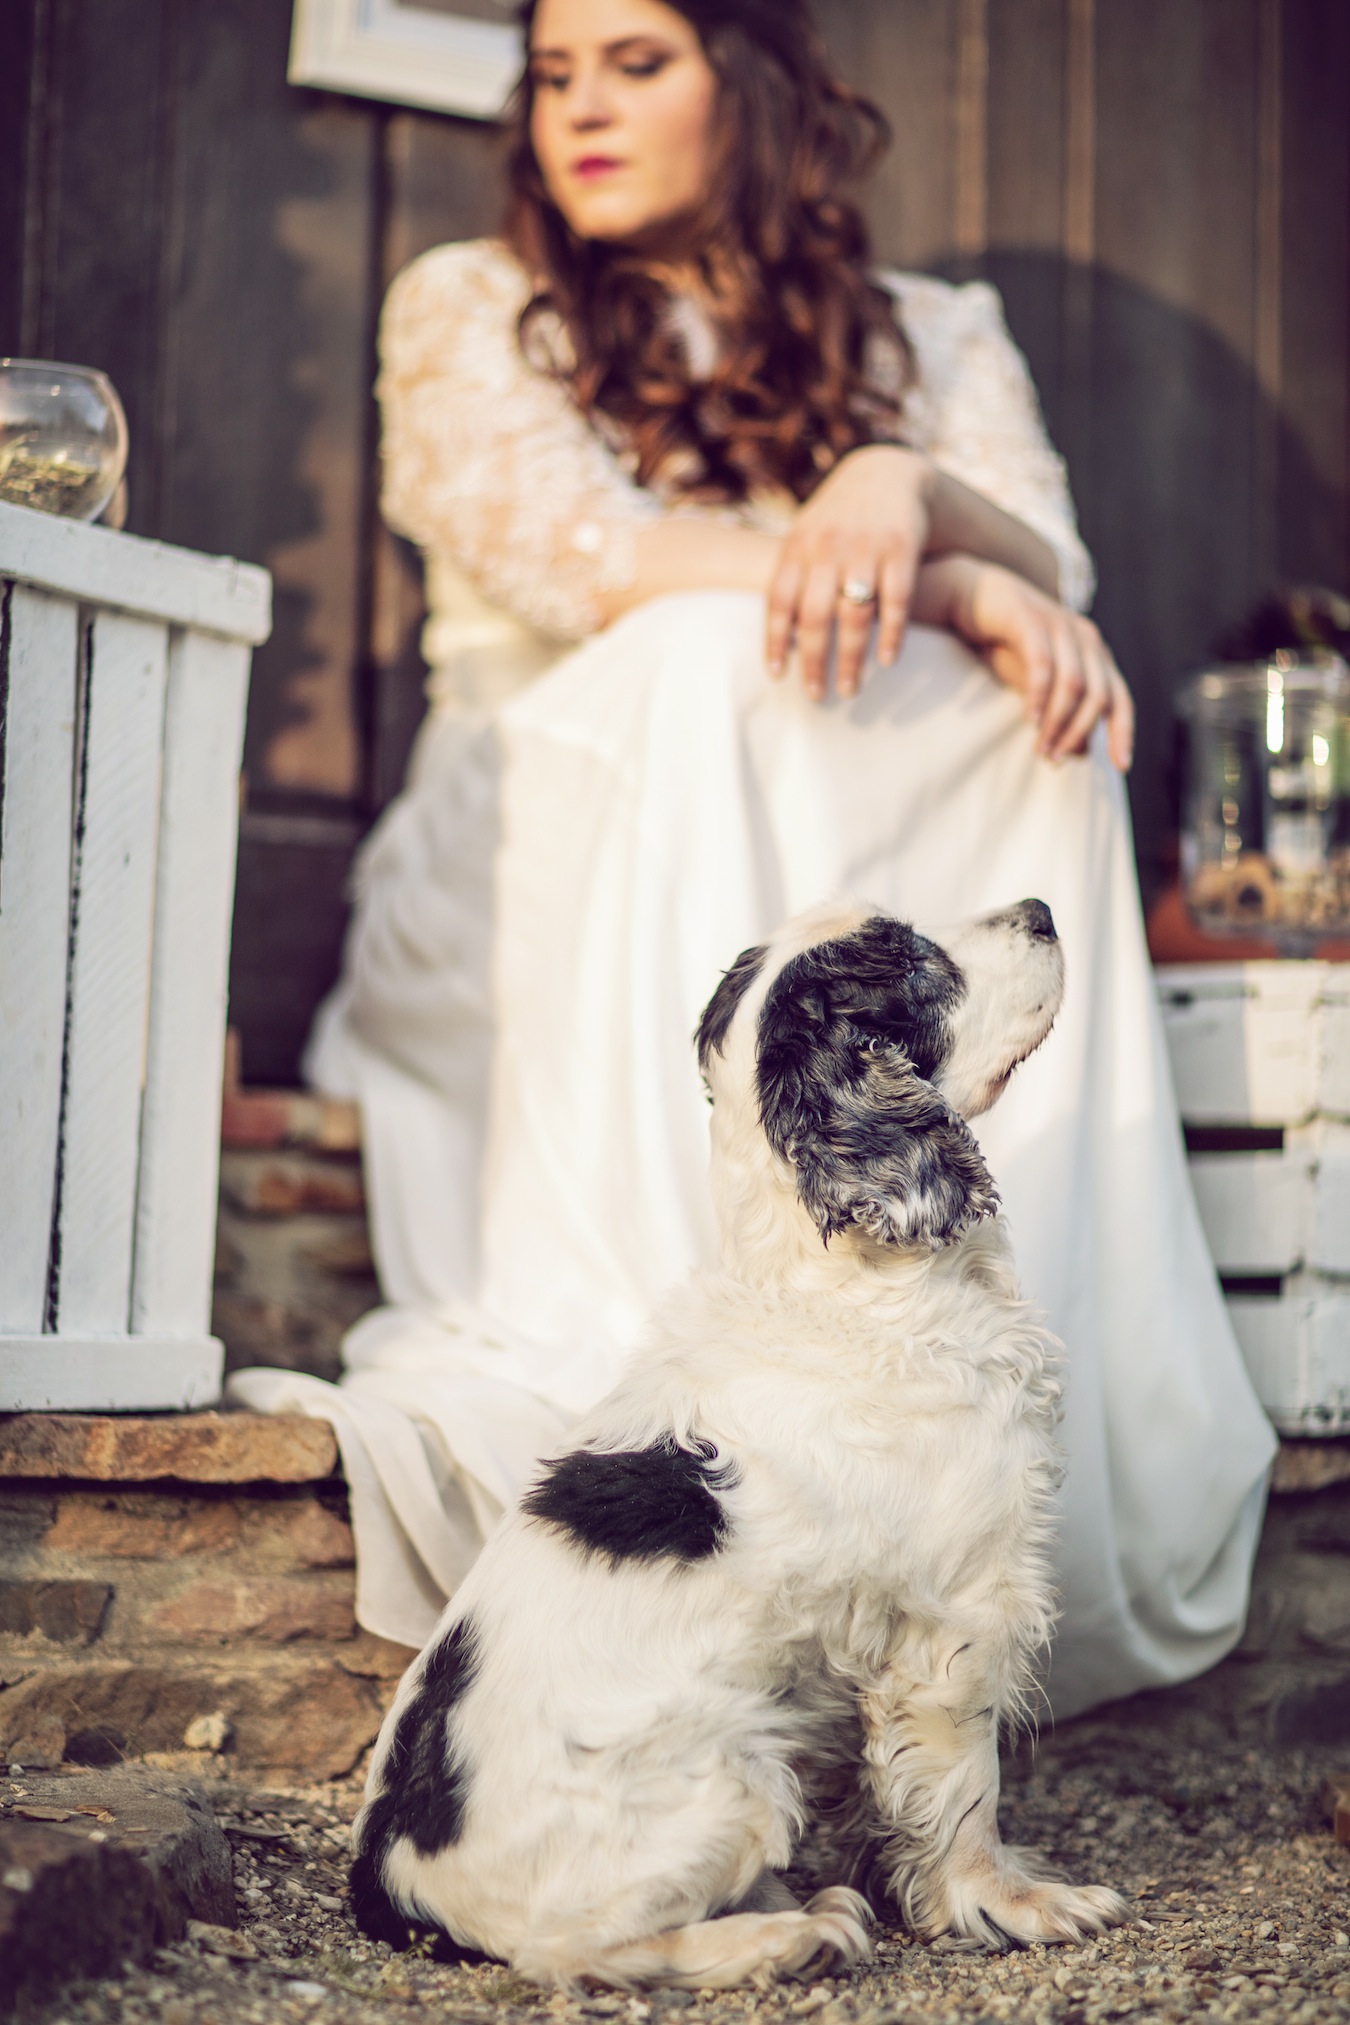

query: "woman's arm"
left=923, top=460, right=1060, bottom=597
left=595, top=449, right=1058, bottom=660
left=379, top=243, right=673, bottom=642
left=765, top=445, right=1060, bottom=700
left=912, top=553, right=1134, bottom=771
left=594, top=517, right=780, bottom=620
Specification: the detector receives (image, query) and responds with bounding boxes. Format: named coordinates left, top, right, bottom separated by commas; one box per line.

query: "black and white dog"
left=350, top=900, right=1125, bottom=1988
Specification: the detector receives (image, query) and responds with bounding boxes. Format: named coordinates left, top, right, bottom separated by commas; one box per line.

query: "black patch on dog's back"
left=695, top=943, right=768, bottom=1074
left=351, top=1616, right=480, bottom=1948
left=523, top=1438, right=732, bottom=1562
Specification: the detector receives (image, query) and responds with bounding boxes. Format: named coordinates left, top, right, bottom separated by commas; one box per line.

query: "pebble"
left=185, top=1920, right=258, bottom=1960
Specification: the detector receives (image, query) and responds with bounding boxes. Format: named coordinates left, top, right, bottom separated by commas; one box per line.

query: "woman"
left=233, top=0, right=1274, bottom=1717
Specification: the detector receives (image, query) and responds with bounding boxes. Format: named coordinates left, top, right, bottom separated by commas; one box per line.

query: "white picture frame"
left=289, top=0, right=523, bottom=121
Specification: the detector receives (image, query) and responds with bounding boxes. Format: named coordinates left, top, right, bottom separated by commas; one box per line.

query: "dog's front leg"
left=858, top=1633, right=1124, bottom=1949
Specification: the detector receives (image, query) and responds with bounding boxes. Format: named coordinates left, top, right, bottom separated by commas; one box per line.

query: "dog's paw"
left=747, top=1890, right=874, bottom=1988
left=901, top=1839, right=1128, bottom=1953
left=537, top=1888, right=874, bottom=1992
left=950, top=1878, right=1128, bottom=1951
left=803, top=1886, right=876, bottom=1953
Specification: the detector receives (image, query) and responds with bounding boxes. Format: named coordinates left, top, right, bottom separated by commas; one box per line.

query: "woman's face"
left=528, top=0, right=720, bottom=254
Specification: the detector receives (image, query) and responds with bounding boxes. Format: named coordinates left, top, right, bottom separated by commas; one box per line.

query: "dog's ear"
left=695, top=943, right=768, bottom=1078
left=757, top=977, right=998, bottom=1250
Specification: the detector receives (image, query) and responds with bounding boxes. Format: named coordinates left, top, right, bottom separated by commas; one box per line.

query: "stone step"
left=0, top=1410, right=337, bottom=1483
left=220, top=1032, right=360, bottom=1155
left=0, top=1411, right=412, bottom=1782
left=0, top=1653, right=399, bottom=1781
left=0, top=1766, right=233, bottom=2015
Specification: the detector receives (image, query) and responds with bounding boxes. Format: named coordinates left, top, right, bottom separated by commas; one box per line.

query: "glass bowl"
left=0, top=359, right=128, bottom=522
left=1177, top=650, right=1350, bottom=951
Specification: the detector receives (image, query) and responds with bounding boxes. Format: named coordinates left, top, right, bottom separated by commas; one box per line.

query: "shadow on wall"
left=933, top=251, right=1345, bottom=896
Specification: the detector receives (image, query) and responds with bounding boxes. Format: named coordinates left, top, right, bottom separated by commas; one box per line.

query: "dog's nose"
left=1018, top=898, right=1057, bottom=942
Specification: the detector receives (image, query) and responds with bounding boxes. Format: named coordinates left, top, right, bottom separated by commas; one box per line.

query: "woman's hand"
left=915, top=554, right=1134, bottom=770
left=765, top=446, right=1067, bottom=704
left=766, top=446, right=933, bottom=702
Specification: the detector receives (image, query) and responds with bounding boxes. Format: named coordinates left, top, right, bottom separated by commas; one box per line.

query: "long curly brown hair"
left=503, top=0, right=911, bottom=505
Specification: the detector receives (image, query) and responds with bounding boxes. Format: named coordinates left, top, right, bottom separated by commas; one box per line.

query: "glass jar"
left=0, top=360, right=128, bottom=522
left=1177, top=650, right=1350, bottom=950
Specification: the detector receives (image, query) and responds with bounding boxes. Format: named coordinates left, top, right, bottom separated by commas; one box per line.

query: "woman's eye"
left=619, top=54, right=669, bottom=79
left=530, top=67, right=571, bottom=91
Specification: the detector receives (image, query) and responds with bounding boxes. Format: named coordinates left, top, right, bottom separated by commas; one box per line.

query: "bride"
left=232, top=0, right=1274, bottom=1718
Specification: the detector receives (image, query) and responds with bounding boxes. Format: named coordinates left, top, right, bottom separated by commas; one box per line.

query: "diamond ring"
left=840, top=577, right=876, bottom=607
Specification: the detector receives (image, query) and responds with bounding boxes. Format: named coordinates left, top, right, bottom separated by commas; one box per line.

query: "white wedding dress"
left=230, top=240, right=1276, bottom=1717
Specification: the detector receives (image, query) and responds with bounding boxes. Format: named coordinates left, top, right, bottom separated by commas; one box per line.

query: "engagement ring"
left=840, top=577, right=876, bottom=606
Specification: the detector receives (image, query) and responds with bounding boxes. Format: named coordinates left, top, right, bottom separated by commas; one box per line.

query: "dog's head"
left=695, top=901, right=1064, bottom=1252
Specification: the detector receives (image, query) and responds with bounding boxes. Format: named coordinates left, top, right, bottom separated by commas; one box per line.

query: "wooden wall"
left=4, top=0, right=1347, bottom=1080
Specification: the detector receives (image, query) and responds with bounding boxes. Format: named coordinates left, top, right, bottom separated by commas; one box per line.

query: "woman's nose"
left=566, top=70, right=615, bottom=130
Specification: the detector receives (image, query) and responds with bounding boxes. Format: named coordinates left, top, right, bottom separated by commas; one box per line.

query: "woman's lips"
left=573, top=155, right=623, bottom=180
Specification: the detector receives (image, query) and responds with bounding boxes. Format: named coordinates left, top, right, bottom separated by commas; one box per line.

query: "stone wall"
left=0, top=1414, right=413, bottom=1782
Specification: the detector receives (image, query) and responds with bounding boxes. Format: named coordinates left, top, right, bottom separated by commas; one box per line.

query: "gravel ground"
left=15, top=1706, right=1350, bottom=2025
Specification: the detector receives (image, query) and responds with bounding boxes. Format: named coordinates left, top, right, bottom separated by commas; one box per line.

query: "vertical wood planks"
left=0, top=584, right=77, bottom=1333
left=983, top=0, right=1067, bottom=412
left=951, top=0, right=989, bottom=260
left=821, top=0, right=962, bottom=270
left=167, top=0, right=377, bottom=803
left=131, top=628, right=249, bottom=1338
left=51, top=610, right=168, bottom=1337
left=1276, top=0, right=1350, bottom=592
left=1090, top=0, right=1264, bottom=882
left=164, top=0, right=380, bottom=1072
left=380, top=109, right=504, bottom=291
left=1251, top=0, right=1283, bottom=586
left=32, top=0, right=180, bottom=528
left=1058, top=0, right=1097, bottom=498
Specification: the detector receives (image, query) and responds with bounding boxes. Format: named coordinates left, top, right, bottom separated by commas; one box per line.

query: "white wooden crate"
left=0, top=500, right=270, bottom=1410
left=1156, top=961, right=1350, bottom=1436
left=1227, top=1277, right=1350, bottom=1437
left=1156, top=962, right=1350, bottom=1124
left=1188, top=1121, right=1350, bottom=1275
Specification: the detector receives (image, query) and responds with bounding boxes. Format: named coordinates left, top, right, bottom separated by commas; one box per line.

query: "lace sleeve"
left=886, top=274, right=1095, bottom=613
left=377, top=241, right=661, bottom=641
